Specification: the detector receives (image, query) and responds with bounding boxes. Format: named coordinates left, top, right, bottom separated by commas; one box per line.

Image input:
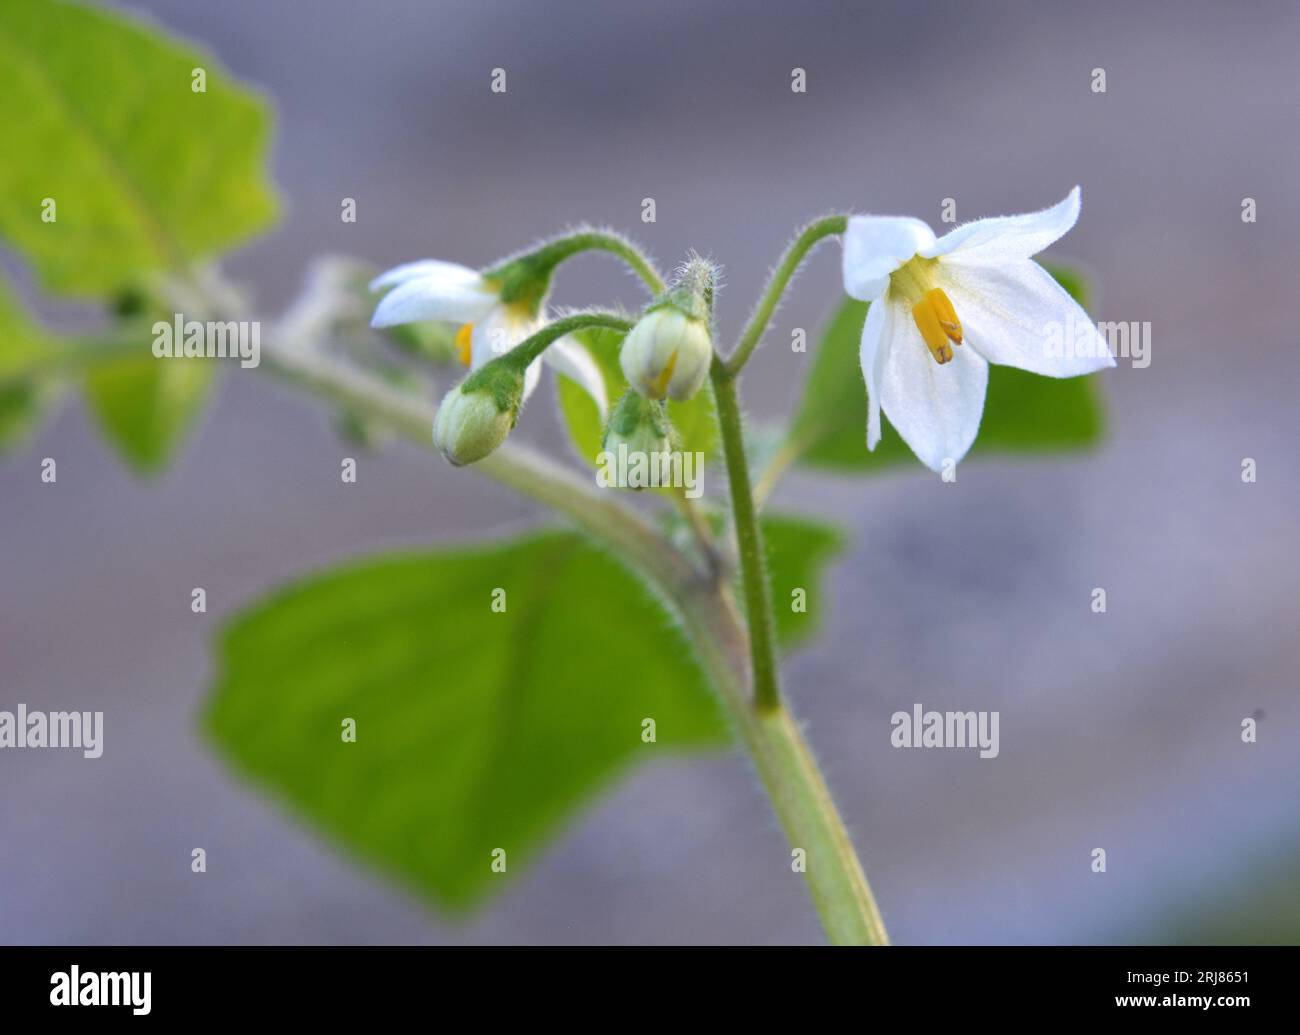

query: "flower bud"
left=619, top=305, right=712, bottom=402
left=603, top=392, right=672, bottom=459
left=599, top=392, right=675, bottom=492
left=432, top=368, right=522, bottom=466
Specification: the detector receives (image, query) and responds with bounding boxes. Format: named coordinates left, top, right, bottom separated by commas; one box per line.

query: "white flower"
left=841, top=187, right=1115, bottom=472
left=369, top=259, right=607, bottom=415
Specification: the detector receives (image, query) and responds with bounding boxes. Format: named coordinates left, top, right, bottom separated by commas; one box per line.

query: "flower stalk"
left=726, top=214, right=847, bottom=376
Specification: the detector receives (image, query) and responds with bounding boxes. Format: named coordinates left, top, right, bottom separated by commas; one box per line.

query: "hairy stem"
left=504, top=311, right=632, bottom=369
left=725, top=215, right=846, bottom=377
left=673, top=587, right=890, bottom=945
left=710, top=358, right=782, bottom=713
left=507, top=230, right=666, bottom=296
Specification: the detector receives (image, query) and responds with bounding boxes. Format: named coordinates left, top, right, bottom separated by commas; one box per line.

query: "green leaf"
left=763, top=515, right=843, bottom=650
left=0, top=279, right=60, bottom=450
left=205, top=531, right=729, bottom=910
left=0, top=0, right=278, bottom=297
left=84, top=348, right=213, bottom=473
left=556, top=325, right=719, bottom=467
left=789, top=264, right=1103, bottom=471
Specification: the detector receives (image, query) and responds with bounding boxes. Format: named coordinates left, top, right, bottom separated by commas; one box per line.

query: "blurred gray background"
left=2, top=0, right=1298, bottom=944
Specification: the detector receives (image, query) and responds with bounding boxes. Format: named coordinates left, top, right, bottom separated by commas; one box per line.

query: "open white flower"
left=369, top=259, right=607, bottom=414
left=841, top=187, right=1114, bottom=471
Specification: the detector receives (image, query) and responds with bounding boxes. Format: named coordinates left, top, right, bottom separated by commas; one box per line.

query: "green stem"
left=725, top=215, right=846, bottom=377
left=495, top=230, right=665, bottom=297
left=710, top=357, right=782, bottom=713
left=709, top=329, right=889, bottom=942
left=675, top=587, right=890, bottom=945
left=504, top=311, right=632, bottom=369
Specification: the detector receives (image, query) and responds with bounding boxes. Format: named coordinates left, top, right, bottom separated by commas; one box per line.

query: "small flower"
left=369, top=259, right=607, bottom=414
left=432, top=365, right=525, bottom=466
left=620, top=306, right=712, bottom=401
left=841, top=187, right=1115, bottom=472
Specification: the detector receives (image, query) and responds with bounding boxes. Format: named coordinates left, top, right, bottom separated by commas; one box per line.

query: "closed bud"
left=432, top=365, right=524, bottom=465
left=602, top=392, right=673, bottom=476
left=619, top=305, right=712, bottom=401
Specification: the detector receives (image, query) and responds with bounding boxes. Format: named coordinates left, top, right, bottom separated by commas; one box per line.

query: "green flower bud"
left=433, top=363, right=524, bottom=466
left=599, top=392, right=676, bottom=491
left=603, top=391, right=671, bottom=454
left=619, top=305, right=712, bottom=402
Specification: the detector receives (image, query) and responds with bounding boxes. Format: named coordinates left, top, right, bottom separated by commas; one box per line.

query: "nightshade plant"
left=0, top=0, right=1112, bottom=945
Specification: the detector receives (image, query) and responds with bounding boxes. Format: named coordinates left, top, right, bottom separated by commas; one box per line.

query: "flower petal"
left=369, top=259, right=483, bottom=292
left=922, top=187, right=1081, bottom=267
left=370, top=272, right=497, bottom=327
left=842, top=216, right=937, bottom=301
left=545, top=336, right=609, bottom=417
left=520, top=358, right=542, bottom=404
left=858, top=299, right=895, bottom=451
left=880, top=310, right=988, bottom=472
left=470, top=306, right=535, bottom=368
left=938, top=259, right=1116, bottom=377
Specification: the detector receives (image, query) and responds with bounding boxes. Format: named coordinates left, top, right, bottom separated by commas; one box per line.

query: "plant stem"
left=674, top=588, right=890, bottom=945
left=505, top=311, right=632, bottom=369
left=710, top=304, right=890, bottom=941
left=710, top=357, right=782, bottom=713
left=725, top=215, right=846, bottom=377
left=503, top=230, right=666, bottom=295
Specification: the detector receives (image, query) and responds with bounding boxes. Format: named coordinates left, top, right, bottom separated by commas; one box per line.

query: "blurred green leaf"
left=205, top=531, right=730, bottom=910
left=1157, top=834, right=1300, bottom=945
left=556, top=325, right=719, bottom=466
left=764, top=514, right=843, bottom=650
left=789, top=264, right=1103, bottom=471
left=0, top=279, right=60, bottom=450
left=0, top=0, right=278, bottom=297
left=84, top=347, right=213, bottom=473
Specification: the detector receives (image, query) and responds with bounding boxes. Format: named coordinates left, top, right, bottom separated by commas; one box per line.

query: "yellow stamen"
left=928, top=287, right=962, bottom=344
left=652, top=349, right=679, bottom=397
left=454, top=323, right=474, bottom=366
left=911, top=287, right=962, bottom=365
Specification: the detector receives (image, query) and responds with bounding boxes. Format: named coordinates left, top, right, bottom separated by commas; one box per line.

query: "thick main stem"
left=674, top=589, right=890, bottom=946
left=710, top=357, right=782, bottom=713
left=707, top=353, right=889, bottom=944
